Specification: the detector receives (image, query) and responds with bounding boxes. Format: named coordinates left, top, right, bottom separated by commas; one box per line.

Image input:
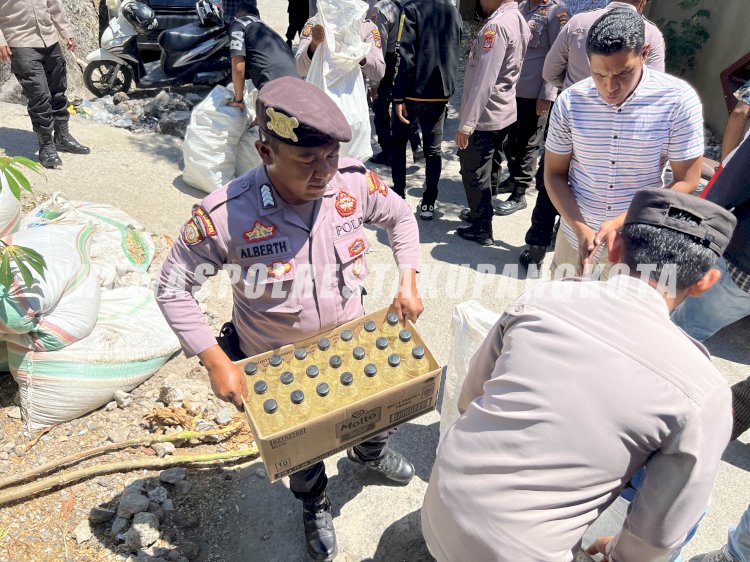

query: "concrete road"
left=0, top=2, right=748, bottom=558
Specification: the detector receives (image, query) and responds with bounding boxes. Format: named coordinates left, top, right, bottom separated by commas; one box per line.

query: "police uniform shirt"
left=156, top=159, right=419, bottom=358
left=0, top=0, right=73, bottom=48
left=516, top=0, right=568, bottom=101
left=458, top=2, right=531, bottom=134
left=229, top=15, right=297, bottom=90
left=372, top=0, right=401, bottom=55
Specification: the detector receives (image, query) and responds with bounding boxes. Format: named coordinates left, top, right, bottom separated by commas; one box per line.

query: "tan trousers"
left=550, top=228, right=613, bottom=280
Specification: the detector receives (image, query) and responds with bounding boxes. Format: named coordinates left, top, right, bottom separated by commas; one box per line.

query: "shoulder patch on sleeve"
left=301, top=21, right=313, bottom=37
left=556, top=9, right=569, bottom=25
left=372, top=27, right=382, bottom=49
left=182, top=205, right=217, bottom=246
left=483, top=29, right=497, bottom=52
left=366, top=170, right=389, bottom=197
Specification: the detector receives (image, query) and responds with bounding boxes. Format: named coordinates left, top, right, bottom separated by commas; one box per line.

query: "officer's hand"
left=585, top=535, right=614, bottom=561
left=66, top=37, right=77, bottom=52
left=0, top=45, right=12, bottom=63
left=393, top=269, right=423, bottom=323
left=395, top=103, right=410, bottom=124
left=536, top=98, right=551, bottom=117
left=455, top=131, right=470, bottom=150
left=311, top=24, right=325, bottom=46
left=199, top=345, right=249, bottom=410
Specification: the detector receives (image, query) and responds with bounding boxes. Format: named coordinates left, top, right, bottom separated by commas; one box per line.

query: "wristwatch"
left=233, top=97, right=244, bottom=104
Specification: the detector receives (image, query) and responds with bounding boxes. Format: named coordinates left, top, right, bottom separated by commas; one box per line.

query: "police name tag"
left=236, top=237, right=292, bottom=260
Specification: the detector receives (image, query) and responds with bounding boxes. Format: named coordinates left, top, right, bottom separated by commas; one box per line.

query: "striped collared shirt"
left=545, top=66, right=704, bottom=248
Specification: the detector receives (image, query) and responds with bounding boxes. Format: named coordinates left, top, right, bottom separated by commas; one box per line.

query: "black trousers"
left=505, top=97, right=547, bottom=197
left=286, top=0, right=309, bottom=43
left=10, top=43, right=69, bottom=134
left=391, top=100, right=447, bottom=206
left=459, top=126, right=512, bottom=230
left=373, top=54, right=420, bottom=156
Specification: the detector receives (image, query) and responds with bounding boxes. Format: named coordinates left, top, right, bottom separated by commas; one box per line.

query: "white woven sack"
left=21, top=193, right=155, bottom=289
left=8, top=286, right=181, bottom=429
left=0, top=174, right=22, bottom=238
left=307, top=0, right=372, bottom=161
left=0, top=225, right=100, bottom=351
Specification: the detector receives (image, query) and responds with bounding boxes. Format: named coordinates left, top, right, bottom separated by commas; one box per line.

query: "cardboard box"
left=240, top=307, right=441, bottom=482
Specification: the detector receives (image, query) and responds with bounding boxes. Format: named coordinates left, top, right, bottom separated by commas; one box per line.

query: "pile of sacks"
left=0, top=182, right=181, bottom=429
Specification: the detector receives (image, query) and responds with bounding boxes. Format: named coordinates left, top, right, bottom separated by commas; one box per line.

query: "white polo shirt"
left=545, top=66, right=704, bottom=248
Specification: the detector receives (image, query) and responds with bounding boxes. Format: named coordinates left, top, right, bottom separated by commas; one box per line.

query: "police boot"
left=346, top=448, right=415, bottom=484
left=494, top=196, right=527, bottom=216
left=302, top=492, right=337, bottom=561
left=456, top=224, right=494, bottom=247
left=519, top=244, right=547, bottom=279
left=54, top=121, right=90, bottom=154
left=36, top=132, right=63, bottom=169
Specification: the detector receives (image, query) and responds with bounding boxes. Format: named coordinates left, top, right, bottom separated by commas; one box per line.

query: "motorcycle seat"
left=158, top=22, right=224, bottom=52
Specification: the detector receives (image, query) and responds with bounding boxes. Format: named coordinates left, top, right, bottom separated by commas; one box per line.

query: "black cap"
left=388, top=354, right=401, bottom=368
left=412, top=346, right=425, bottom=360
left=399, top=330, right=412, bottom=343
left=317, top=338, right=331, bottom=351
left=256, top=77, right=352, bottom=147
left=364, top=364, right=377, bottom=377
left=244, top=362, right=258, bottom=376
left=376, top=337, right=389, bottom=350
left=353, top=346, right=366, bottom=360
left=269, top=354, right=283, bottom=368
left=624, top=189, right=737, bottom=256
left=386, top=313, right=399, bottom=326
left=364, top=320, right=377, bottom=333
left=330, top=355, right=343, bottom=369
left=253, top=380, right=268, bottom=395
left=306, top=365, right=320, bottom=378
left=290, top=389, right=305, bottom=405
left=316, top=382, right=330, bottom=397
left=263, top=399, right=278, bottom=414
left=280, top=372, right=295, bottom=385
left=340, top=329, right=353, bottom=342
left=340, top=372, right=354, bottom=386
left=294, top=348, right=307, bottom=361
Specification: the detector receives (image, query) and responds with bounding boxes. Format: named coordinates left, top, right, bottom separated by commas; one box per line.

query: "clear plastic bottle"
left=303, top=364, right=320, bottom=398
left=404, top=346, right=427, bottom=378
left=361, top=363, right=385, bottom=395
left=266, top=354, right=287, bottom=380
left=356, top=320, right=378, bottom=349
left=252, top=379, right=269, bottom=409
left=381, top=353, right=403, bottom=386
left=325, top=355, right=343, bottom=382
left=335, top=371, right=359, bottom=406
left=335, top=329, right=354, bottom=357
left=372, top=337, right=390, bottom=366
left=308, top=337, right=331, bottom=369
left=393, top=330, right=413, bottom=356
left=291, top=347, right=309, bottom=375
left=288, top=389, right=311, bottom=425
left=261, top=398, right=286, bottom=434
left=380, top=312, right=402, bottom=342
left=344, top=346, right=367, bottom=373
left=314, top=382, right=331, bottom=415
left=279, top=371, right=295, bottom=391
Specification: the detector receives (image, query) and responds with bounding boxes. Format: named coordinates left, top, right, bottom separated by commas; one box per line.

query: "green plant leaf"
left=1, top=169, right=21, bottom=200
left=0, top=252, right=12, bottom=289
left=18, top=247, right=47, bottom=278
left=11, top=253, right=34, bottom=288
left=11, top=156, right=45, bottom=177
left=4, top=164, right=32, bottom=193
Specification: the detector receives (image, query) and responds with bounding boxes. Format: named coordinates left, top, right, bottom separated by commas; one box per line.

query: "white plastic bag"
left=0, top=225, right=101, bottom=351
left=0, top=173, right=22, bottom=238
left=182, top=84, right=250, bottom=193
left=21, top=193, right=155, bottom=289
left=306, top=0, right=373, bottom=161
left=440, top=301, right=501, bottom=438
left=8, top=286, right=182, bottom=429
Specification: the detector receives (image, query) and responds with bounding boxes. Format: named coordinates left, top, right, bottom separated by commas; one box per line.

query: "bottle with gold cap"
left=381, top=353, right=404, bottom=386
left=355, top=320, right=378, bottom=349
left=380, top=312, right=402, bottom=342
left=371, top=337, right=390, bottom=366
left=404, top=346, right=427, bottom=378
left=288, top=389, right=311, bottom=425
left=334, top=329, right=354, bottom=357
left=344, top=345, right=367, bottom=373
left=335, top=371, right=359, bottom=406
left=361, top=363, right=386, bottom=396
left=313, top=382, right=331, bottom=415
left=261, top=398, right=286, bottom=435
left=308, top=337, right=331, bottom=370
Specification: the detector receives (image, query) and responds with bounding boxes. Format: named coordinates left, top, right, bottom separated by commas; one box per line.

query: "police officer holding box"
left=156, top=76, right=422, bottom=562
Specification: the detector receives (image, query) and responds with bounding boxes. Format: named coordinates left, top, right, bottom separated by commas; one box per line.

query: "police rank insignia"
left=366, top=170, right=388, bottom=197
left=243, top=221, right=276, bottom=242
left=260, top=184, right=277, bottom=209
left=182, top=206, right=216, bottom=246
left=267, top=260, right=293, bottom=278
left=301, top=23, right=313, bottom=37
left=372, top=28, right=382, bottom=49
left=335, top=191, right=357, bottom=217
left=266, top=108, right=299, bottom=143
left=348, top=238, right=366, bottom=257
left=483, top=30, right=497, bottom=52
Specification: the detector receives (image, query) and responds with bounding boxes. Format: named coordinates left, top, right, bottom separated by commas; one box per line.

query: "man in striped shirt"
left=545, top=7, right=704, bottom=278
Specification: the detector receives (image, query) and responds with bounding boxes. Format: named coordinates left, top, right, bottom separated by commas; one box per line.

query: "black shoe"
left=456, top=225, right=494, bottom=246
left=286, top=39, right=293, bottom=48
left=494, top=197, right=527, bottom=216
left=459, top=208, right=473, bottom=223
left=519, top=244, right=547, bottom=278
left=36, top=132, right=62, bottom=169
left=493, top=177, right=515, bottom=195
left=369, top=150, right=391, bottom=166
left=54, top=121, right=90, bottom=154
left=302, top=493, right=337, bottom=561
left=418, top=200, right=434, bottom=220
left=412, top=146, right=424, bottom=162
left=347, top=448, right=415, bottom=484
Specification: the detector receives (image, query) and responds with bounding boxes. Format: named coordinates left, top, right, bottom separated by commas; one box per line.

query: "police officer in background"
left=455, top=0, right=530, bottom=245
left=227, top=0, right=297, bottom=110
left=286, top=0, right=310, bottom=48
left=156, top=77, right=422, bottom=562
left=494, top=0, right=568, bottom=217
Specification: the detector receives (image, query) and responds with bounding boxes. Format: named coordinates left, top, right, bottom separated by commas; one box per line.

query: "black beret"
left=624, top=189, right=737, bottom=256
left=256, top=77, right=352, bottom=147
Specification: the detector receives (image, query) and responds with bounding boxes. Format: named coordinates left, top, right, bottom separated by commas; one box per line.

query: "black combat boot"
left=456, top=224, right=494, bottom=247
left=494, top=196, right=528, bottom=216
left=346, top=448, right=415, bottom=484
left=302, top=492, right=337, bottom=561
left=36, top=132, right=62, bottom=169
left=519, top=244, right=547, bottom=278
left=54, top=121, right=90, bottom=154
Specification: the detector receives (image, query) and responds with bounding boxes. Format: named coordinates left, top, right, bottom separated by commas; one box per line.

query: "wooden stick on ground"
left=0, top=446, right=259, bottom=507
left=0, top=422, right=245, bottom=491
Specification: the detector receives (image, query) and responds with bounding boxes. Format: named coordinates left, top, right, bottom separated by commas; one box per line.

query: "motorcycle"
left=84, top=0, right=230, bottom=97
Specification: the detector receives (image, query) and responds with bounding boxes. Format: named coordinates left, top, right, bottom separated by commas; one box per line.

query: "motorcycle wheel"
left=83, top=61, right=133, bottom=97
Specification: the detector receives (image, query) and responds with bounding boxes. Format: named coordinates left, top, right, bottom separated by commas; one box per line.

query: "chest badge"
left=267, top=260, right=293, bottom=279
left=335, top=191, right=357, bottom=217
left=243, top=221, right=277, bottom=242
left=483, top=30, right=497, bottom=52
left=348, top=238, right=366, bottom=258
